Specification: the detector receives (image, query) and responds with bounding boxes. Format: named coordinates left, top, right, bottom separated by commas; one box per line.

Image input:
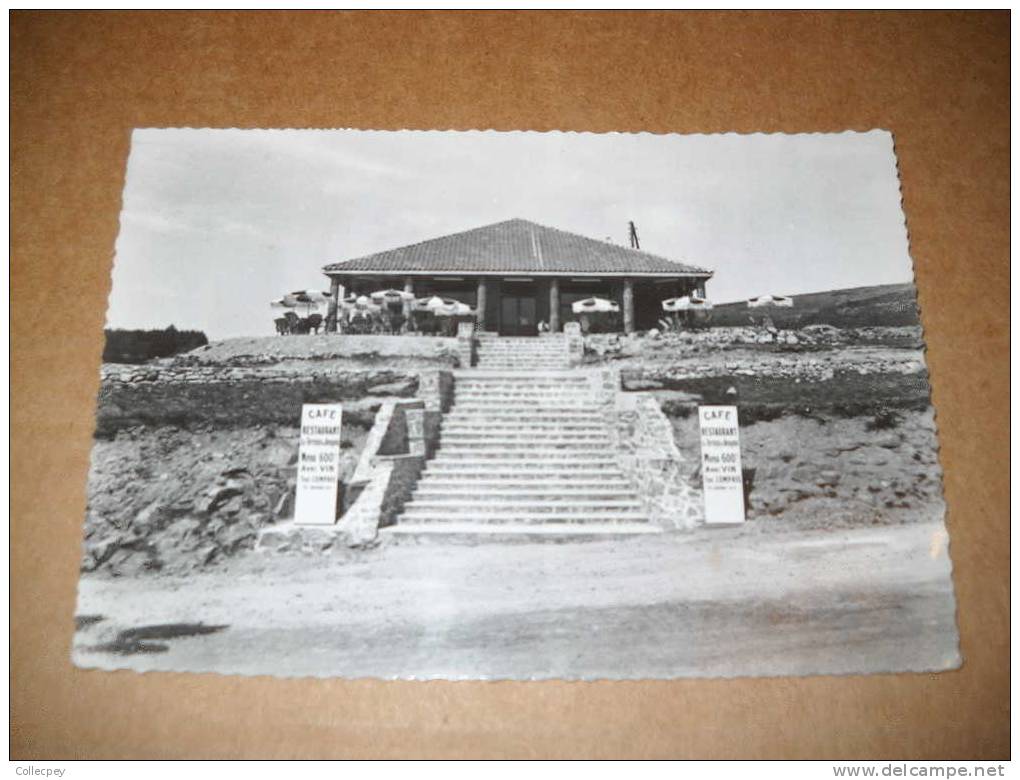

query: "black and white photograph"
left=72, top=128, right=959, bottom=679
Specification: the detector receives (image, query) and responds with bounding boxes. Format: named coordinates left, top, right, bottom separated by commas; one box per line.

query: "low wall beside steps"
left=611, top=392, right=705, bottom=530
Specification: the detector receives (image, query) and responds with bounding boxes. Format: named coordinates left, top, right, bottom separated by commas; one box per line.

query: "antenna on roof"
left=628, top=221, right=640, bottom=250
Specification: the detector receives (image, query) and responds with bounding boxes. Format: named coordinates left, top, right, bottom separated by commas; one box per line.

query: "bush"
left=867, top=408, right=903, bottom=431
left=103, top=326, right=208, bottom=363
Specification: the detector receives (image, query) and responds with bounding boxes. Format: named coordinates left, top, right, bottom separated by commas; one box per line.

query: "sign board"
left=697, top=405, right=746, bottom=526
left=294, top=403, right=344, bottom=526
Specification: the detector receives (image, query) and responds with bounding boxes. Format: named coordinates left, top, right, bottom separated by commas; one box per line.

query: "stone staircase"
left=473, top=332, right=569, bottom=370
left=388, top=335, right=655, bottom=538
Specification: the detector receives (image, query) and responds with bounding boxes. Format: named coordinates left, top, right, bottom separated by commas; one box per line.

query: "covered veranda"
left=322, top=272, right=708, bottom=336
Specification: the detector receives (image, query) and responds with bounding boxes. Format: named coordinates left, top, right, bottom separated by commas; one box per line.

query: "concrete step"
left=475, top=352, right=565, bottom=357
left=458, top=382, right=585, bottom=386
left=453, top=395, right=598, bottom=405
left=412, top=488, right=638, bottom=502
left=449, top=408, right=603, bottom=417
left=444, top=409, right=604, bottom=419
left=431, top=452, right=616, bottom=462
left=441, top=419, right=608, bottom=430
left=396, top=511, right=647, bottom=525
left=475, top=358, right=566, bottom=363
left=476, top=339, right=564, bottom=345
left=477, top=345, right=564, bottom=351
left=455, top=379, right=589, bottom=387
left=454, top=397, right=594, bottom=405
left=415, top=478, right=634, bottom=491
left=475, top=356, right=566, bottom=360
left=435, top=441, right=612, bottom=451
left=455, top=386, right=592, bottom=393
left=475, top=357, right=566, bottom=362
left=401, top=499, right=640, bottom=517
left=473, top=362, right=571, bottom=369
left=423, top=465, right=627, bottom=478
left=455, top=369, right=582, bottom=377
left=474, top=359, right=567, bottom=364
left=474, top=363, right=568, bottom=369
left=454, top=391, right=594, bottom=398
left=475, top=353, right=565, bottom=357
left=430, top=446, right=612, bottom=458
left=426, top=457, right=621, bottom=470
left=381, top=523, right=659, bottom=542
left=451, top=400, right=601, bottom=408
left=440, top=427, right=608, bottom=437
left=438, top=428, right=603, bottom=440
left=454, top=385, right=585, bottom=392
left=438, top=441, right=608, bottom=452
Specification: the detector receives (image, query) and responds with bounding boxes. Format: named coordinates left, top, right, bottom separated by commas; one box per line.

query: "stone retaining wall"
left=93, top=365, right=458, bottom=437
left=339, top=396, right=441, bottom=543
left=101, top=363, right=422, bottom=386
left=611, top=390, right=704, bottom=530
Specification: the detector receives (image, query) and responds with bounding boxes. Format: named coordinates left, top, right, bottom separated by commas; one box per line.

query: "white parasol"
left=369, top=289, right=416, bottom=303
left=662, top=295, right=713, bottom=312
left=271, top=290, right=333, bottom=315
left=571, top=296, right=620, bottom=314
left=747, top=294, right=794, bottom=308
left=434, top=301, right=475, bottom=317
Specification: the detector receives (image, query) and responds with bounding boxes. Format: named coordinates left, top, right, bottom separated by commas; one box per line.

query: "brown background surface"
left=10, top=11, right=1010, bottom=759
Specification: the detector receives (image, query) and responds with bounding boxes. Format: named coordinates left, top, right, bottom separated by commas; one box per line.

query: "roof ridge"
left=513, top=218, right=706, bottom=270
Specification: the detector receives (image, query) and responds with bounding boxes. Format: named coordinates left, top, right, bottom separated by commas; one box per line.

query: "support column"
left=548, top=278, right=560, bottom=333
left=476, top=277, right=488, bottom=331
left=325, top=277, right=341, bottom=333
left=623, top=278, right=635, bottom=335
left=402, top=276, right=414, bottom=317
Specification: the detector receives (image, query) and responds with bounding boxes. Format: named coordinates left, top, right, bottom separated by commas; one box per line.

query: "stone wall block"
left=456, top=321, right=475, bottom=368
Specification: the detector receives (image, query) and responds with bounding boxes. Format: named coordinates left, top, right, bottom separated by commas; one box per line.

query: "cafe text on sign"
left=697, top=405, right=746, bottom=526
left=294, top=403, right=344, bottom=526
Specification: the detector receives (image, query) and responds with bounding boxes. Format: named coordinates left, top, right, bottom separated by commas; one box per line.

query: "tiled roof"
left=323, top=219, right=711, bottom=276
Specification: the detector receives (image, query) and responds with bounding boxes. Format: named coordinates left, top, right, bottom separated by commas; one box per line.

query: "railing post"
left=457, top=321, right=475, bottom=368
left=564, top=321, right=583, bottom=366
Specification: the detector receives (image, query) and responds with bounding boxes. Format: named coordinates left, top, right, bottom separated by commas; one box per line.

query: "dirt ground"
left=72, top=519, right=959, bottom=679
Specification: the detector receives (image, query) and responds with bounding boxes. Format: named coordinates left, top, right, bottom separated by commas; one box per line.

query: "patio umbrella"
left=662, top=295, right=713, bottom=312
left=274, top=289, right=333, bottom=315
left=353, top=295, right=381, bottom=312
left=369, top=289, right=415, bottom=303
left=412, top=296, right=459, bottom=312
left=747, top=294, right=794, bottom=308
left=434, top=301, right=475, bottom=317
left=571, top=296, right=620, bottom=314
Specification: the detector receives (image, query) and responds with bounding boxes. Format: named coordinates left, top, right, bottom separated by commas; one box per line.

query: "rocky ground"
left=82, top=424, right=367, bottom=576
left=673, top=410, right=944, bottom=531
left=79, top=325, right=945, bottom=577
left=177, top=333, right=459, bottom=367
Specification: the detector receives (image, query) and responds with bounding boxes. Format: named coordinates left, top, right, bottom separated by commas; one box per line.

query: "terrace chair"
left=274, top=317, right=290, bottom=335
left=283, top=311, right=301, bottom=334
left=306, top=313, right=323, bottom=334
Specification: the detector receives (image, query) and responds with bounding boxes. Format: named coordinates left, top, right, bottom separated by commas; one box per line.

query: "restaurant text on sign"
left=697, top=405, right=746, bottom=526
left=294, top=403, right=344, bottom=526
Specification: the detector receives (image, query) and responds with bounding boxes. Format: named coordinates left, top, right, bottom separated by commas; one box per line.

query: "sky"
left=107, top=129, right=915, bottom=339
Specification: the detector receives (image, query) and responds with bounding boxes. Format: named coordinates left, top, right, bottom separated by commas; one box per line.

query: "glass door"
left=499, top=290, right=538, bottom=336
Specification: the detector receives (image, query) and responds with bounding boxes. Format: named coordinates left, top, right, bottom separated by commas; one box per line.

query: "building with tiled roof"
left=322, top=219, right=712, bottom=335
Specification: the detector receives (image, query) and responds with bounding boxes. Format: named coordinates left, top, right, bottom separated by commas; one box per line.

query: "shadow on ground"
left=82, top=621, right=229, bottom=655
